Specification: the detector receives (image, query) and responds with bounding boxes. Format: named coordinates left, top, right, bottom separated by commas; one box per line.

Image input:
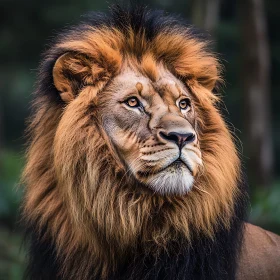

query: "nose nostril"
left=186, top=133, right=195, bottom=143
left=159, top=131, right=196, bottom=147
left=159, top=132, right=179, bottom=143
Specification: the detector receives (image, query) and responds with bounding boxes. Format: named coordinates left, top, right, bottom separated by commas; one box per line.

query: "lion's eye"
left=126, top=97, right=140, bottom=108
left=179, top=99, right=190, bottom=110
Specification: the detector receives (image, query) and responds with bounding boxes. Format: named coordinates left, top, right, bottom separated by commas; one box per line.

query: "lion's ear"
left=199, top=63, right=220, bottom=92
left=53, top=52, right=96, bottom=102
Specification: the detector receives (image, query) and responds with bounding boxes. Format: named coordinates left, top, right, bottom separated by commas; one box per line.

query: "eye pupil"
left=179, top=99, right=190, bottom=110
left=127, top=97, right=139, bottom=107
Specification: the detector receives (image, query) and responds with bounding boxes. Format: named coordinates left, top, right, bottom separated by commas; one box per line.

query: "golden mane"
left=22, top=7, right=241, bottom=279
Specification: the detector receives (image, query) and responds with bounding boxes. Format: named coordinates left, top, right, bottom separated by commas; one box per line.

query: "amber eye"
left=179, top=99, right=190, bottom=110
left=126, top=97, right=140, bottom=108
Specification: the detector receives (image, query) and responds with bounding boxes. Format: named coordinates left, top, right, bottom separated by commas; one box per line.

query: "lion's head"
left=22, top=6, right=245, bottom=280
left=56, top=59, right=202, bottom=195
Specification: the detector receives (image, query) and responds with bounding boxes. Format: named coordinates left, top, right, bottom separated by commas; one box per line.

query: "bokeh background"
left=1, top=0, right=280, bottom=278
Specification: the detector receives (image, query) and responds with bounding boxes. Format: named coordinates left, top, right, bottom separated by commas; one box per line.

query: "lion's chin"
left=145, top=165, right=194, bottom=195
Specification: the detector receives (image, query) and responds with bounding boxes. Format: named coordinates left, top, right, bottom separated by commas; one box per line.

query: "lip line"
left=154, top=157, right=193, bottom=175
left=137, top=157, right=193, bottom=178
left=171, top=158, right=193, bottom=175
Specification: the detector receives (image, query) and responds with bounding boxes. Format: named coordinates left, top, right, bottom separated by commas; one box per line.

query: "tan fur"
left=22, top=25, right=240, bottom=279
left=237, top=223, right=280, bottom=280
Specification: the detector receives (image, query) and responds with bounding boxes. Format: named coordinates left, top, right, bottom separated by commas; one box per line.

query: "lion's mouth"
left=167, top=158, right=194, bottom=175
left=137, top=157, right=193, bottom=178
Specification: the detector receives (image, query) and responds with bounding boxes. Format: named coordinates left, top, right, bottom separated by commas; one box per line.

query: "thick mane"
left=22, top=5, right=248, bottom=280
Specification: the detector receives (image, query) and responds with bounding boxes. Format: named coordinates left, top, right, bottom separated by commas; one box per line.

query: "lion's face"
left=99, top=67, right=202, bottom=195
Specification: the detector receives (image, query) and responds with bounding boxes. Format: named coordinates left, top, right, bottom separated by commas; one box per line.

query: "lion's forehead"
left=112, top=68, right=189, bottom=105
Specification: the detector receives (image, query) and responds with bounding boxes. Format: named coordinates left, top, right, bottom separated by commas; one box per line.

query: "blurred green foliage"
left=250, top=182, right=280, bottom=233
left=0, top=151, right=25, bottom=279
left=0, top=151, right=24, bottom=227
left=0, top=227, right=25, bottom=280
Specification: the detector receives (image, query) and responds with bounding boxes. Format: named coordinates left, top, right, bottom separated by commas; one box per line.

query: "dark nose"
left=159, top=131, right=196, bottom=148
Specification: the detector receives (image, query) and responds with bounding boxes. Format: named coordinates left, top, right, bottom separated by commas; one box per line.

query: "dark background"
left=1, top=0, right=280, bottom=278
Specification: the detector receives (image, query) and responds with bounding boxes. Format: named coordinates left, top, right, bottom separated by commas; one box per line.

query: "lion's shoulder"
left=237, top=223, right=280, bottom=280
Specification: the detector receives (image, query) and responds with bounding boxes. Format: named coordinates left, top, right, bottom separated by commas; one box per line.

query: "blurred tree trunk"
left=0, top=100, right=3, bottom=175
left=191, top=0, right=221, bottom=36
left=0, top=98, right=3, bottom=154
left=239, top=0, right=273, bottom=187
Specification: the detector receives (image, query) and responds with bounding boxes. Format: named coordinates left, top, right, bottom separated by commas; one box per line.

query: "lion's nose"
left=159, top=131, right=196, bottom=148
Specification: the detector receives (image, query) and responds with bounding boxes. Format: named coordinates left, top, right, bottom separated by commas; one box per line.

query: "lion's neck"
left=71, top=183, right=247, bottom=279
left=27, top=205, right=246, bottom=280
left=25, top=173, right=248, bottom=280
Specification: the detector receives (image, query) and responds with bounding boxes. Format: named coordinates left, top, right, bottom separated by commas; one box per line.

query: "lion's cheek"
left=102, top=120, right=140, bottom=163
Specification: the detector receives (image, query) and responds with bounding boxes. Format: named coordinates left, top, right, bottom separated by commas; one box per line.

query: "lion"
left=21, top=5, right=280, bottom=280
